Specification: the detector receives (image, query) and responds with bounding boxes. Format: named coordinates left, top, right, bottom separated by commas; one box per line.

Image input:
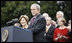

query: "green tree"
left=1, top=1, right=71, bottom=27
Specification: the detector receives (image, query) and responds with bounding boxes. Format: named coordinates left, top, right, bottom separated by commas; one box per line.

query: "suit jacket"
left=45, top=25, right=55, bottom=42
left=55, top=25, right=60, bottom=29
left=28, top=14, right=46, bottom=42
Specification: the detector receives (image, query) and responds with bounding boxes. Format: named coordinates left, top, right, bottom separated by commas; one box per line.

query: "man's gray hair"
left=56, top=11, right=64, bottom=18
left=31, top=3, right=40, bottom=10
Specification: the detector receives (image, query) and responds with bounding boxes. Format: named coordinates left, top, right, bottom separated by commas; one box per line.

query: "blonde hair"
left=19, top=15, right=29, bottom=24
left=57, top=18, right=66, bottom=25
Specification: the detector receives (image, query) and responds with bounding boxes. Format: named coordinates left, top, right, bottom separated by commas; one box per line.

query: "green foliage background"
left=1, top=1, right=71, bottom=27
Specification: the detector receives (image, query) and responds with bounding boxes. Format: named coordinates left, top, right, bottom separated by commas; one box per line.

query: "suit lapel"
left=31, top=18, right=37, bottom=26
left=47, top=25, right=52, bottom=33
left=32, top=14, right=41, bottom=27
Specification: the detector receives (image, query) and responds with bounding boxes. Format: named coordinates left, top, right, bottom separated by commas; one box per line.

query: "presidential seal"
left=2, top=29, right=8, bottom=42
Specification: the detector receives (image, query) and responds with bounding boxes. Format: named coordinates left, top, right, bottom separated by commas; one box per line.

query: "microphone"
left=6, top=18, right=19, bottom=25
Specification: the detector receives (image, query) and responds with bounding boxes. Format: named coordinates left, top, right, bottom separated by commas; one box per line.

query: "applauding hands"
left=55, top=33, right=68, bottom=41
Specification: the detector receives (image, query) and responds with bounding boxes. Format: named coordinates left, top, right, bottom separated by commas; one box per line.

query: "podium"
left=1, top=26, right=33, bottom=42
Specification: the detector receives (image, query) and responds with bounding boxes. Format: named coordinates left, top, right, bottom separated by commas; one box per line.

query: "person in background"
left=68, top=20, right=71, bottom=26
left=44, top=17, right=55, bottom=42
left=52, top=11, right=67, bottom=28
left=66, top=20, right=71, bottom=42
left=53, top=18, right=70, bottom=42
left=67, top=20, right=71, bottom=32
left=19, top=15, right=29, bottom=29
left=67, top=24, right=71, bottom=38
left=56, top=11, right=64, bottom=20
left=51, top=20, right=57, bottom=28
left=42, top=13, right=49, bottom=19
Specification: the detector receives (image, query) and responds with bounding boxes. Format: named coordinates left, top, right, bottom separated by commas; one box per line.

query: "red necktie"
left=31, top=17, right=35, bottom=25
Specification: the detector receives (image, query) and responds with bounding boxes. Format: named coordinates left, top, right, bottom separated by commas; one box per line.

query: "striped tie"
left=46, top=26, right=48, bottom=33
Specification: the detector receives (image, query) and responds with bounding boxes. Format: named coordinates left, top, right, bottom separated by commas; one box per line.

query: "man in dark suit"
left=28, top=3, right=46, bottom=42
left=44, top=17, right=55, bottom=42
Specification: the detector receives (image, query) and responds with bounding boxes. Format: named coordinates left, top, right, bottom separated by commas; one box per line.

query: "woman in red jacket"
left=53, top=18, right=70, bottom=42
